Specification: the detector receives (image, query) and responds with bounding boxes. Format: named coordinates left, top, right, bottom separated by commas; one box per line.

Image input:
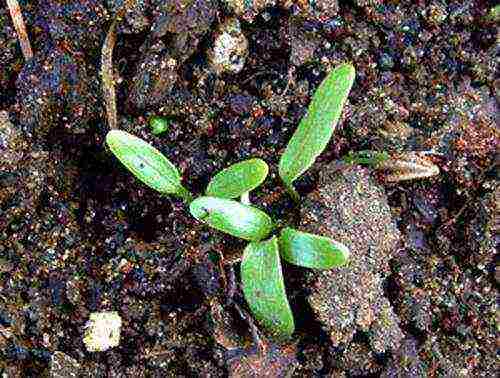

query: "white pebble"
left=83, top=311, right=122, bottom=352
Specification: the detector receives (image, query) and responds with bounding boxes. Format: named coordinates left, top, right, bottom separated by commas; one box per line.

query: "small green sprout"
left=149, top=115, right=171, bottom=135
left=104, top=63, right=356, bottom=341
left=343, top=150, right=390, bottom=167
left=486, top=5, right=500, bottom=22
left=279, top=63, right=355, bottom=201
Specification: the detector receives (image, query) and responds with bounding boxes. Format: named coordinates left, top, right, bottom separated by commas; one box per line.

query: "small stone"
left=209, top=18, right=249, bottom=74
left=378, top=53, right=395, bottom=70
left=83, top=311, right=122, bottom=352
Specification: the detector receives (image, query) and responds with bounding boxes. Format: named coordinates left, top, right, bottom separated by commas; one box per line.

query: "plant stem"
left=101, top=20, right=118, bottom=130
left=177, top=186, right=194, bottom=204
left=284, top=183, right=300, bottom=203
left=240, top=191, right=250, bottom=205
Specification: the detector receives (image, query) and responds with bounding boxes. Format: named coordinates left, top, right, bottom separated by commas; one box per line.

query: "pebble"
left=209, top=18, right=249, bottom=74
left=83, top=311, right=122, bottom=352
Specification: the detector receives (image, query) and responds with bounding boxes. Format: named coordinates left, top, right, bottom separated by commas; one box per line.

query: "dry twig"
left=101, top=0, right=137, bottom=130
left=378, top=152, right=440, bottom=182
left=101, top=20, right=119, bottom=130
left=6, top=0, right=33, bottom=60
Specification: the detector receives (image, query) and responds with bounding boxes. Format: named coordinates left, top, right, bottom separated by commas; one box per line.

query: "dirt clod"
left=301, top=165, right=404, bottom=352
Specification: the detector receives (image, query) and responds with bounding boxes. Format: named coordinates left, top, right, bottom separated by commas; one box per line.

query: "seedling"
left=105, top=64, right=355, bottom=340
left=343, top=150, right=390, bottom=167
left=149, top=115, right=171, bottom=135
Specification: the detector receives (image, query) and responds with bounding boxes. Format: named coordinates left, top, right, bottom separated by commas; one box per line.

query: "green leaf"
left=279, top=227, right=349, bottom=269
left=206, top=158, right=269, bottom=199
left=106, top=130, right=192, bottom=201
left=279, top=63, right=355, bottom=195
left=189, top=197, right=273, bottom=241
left=241, top=237, right=294, bottom=340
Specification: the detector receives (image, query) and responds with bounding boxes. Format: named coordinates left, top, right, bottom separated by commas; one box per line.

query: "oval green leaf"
left=206, top=158, right=269, bottom=199
left=106, top=130, right=190, bottom=200
left=241, top=237, right=295, bottom=340
left=278, top=63, right=355, bottom=191
left=279, top=227, right=350, bottom=269
left=189, top=196, right=273, bottom=241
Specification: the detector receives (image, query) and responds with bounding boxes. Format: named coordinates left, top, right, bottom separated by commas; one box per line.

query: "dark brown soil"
left=0, top=1, right=497, bottom=376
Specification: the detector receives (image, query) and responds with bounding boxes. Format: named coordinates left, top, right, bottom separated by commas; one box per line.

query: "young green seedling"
left=343, top=150, right=390, bottom=168
left=279, top=63, right=355, bottom=201
left=149, top=115, right=171, bottom=135
left=104, top=63, right=356, bottom=341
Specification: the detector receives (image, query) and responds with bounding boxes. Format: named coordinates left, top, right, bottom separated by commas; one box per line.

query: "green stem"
left=176, top=186, right=194, bottom=204
left=284, top=183, right=300, bottom=204
left=240, top=191, right=251, bottom=205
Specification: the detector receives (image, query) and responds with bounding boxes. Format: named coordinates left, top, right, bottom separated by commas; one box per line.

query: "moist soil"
left=0, top=1, right=498, bottom=376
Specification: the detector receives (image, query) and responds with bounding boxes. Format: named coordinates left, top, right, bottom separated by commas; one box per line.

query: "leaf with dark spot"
left=241, top=237, right=294, bottom=340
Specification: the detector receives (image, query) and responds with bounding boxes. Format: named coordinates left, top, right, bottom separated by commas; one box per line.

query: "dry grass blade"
left=101, top=0, right=137, bottom=130
left=101, top=20, right=119, bottom=130
left=378, top=152, right=440, bottom=182
left=6, top=0, right=33, bottom=60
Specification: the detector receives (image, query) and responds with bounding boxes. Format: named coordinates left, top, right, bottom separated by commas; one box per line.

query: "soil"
left=0, top=1, right=498, bottom=376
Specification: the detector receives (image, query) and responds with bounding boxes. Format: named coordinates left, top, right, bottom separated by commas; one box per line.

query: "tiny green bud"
left=149, top=116, right=170, bottom=135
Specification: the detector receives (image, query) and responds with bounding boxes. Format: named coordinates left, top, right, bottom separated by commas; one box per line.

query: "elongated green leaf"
left=279, top=63, right=355, bottom=194
left=206, top=158, right=269, bottom=199
left=279, top=227, right=349, bottom=269
left=189, top=197, right=273, bottom=241
left=106, top=130, right=191, bottom=201
left=241, top=237, right=294, bottom=340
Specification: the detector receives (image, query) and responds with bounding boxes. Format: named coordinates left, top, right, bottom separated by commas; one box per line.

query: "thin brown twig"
left=101, top=20, right=119, bottom=130
left=6, top=0, right=33, bottom=60
left=101, top=0, right=137, bottom=130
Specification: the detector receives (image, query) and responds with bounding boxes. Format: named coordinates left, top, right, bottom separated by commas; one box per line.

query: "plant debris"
left=6, top=0, right=32, bottom=60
